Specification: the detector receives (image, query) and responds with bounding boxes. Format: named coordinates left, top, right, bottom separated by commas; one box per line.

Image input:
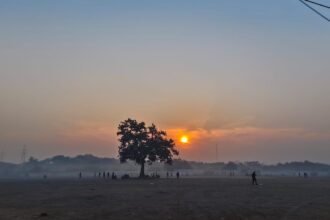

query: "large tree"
left=117, top=118, right=179, bottom=177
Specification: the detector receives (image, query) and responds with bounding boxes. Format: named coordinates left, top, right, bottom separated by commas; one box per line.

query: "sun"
left=180, top=136, right=189, bottom=144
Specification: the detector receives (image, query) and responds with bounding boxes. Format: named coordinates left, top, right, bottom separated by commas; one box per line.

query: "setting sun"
left=180, top=136, right=189, bottom=144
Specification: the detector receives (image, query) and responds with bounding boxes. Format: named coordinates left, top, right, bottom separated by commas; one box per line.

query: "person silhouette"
left=252, top=171, right=258, bottom=185
left=176, top=171, right=180, bottom=179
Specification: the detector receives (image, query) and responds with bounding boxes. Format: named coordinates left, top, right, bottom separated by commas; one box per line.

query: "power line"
left=305, top=0, right=330, bottom=9
left=299, top=0, right=330, bottom=22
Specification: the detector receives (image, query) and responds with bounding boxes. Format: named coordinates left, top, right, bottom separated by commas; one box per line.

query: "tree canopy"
left=117, top=118, right=179, bottom=177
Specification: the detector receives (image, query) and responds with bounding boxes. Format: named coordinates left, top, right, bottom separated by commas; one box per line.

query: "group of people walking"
left=78, top=171, right=117, bottom=180
left=77, top=170, right=258, bottom=184
left=166, top=171, right=180, bottom=179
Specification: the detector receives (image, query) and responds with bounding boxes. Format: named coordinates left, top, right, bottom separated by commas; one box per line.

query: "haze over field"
left=0, top=1, right=329, bottom=163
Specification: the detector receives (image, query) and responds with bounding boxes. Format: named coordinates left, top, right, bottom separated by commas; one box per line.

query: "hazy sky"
left=1, top=0, right=329, bottom=163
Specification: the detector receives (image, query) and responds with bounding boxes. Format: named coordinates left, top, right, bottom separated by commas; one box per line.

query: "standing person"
left=79, top=172, right=82, bottom=179
left=176, top=171, right=180, bottom=179
left=166, top=172, right=169, bottom=178
left=252, top=171, right=258, bottom=185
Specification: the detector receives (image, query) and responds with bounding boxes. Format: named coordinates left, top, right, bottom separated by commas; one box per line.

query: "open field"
left=0, top=177, right=330, bottom=220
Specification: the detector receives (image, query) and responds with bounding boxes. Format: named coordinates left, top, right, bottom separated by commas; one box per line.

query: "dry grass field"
left=0, top=177, right=330, bottom=220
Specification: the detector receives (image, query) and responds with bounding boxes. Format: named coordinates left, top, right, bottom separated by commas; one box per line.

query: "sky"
left=0, top=0, right=330, bottom=163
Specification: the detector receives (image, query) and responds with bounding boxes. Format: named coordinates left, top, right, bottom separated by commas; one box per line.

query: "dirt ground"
left=0, top=177, right=330, bottom=220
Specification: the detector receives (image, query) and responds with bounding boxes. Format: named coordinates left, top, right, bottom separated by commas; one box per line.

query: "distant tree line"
left=0, top=155, right=329, bottom=178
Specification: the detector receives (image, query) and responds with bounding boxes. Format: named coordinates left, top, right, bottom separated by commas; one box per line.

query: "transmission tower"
left=21, top=145, right=27, bottom=163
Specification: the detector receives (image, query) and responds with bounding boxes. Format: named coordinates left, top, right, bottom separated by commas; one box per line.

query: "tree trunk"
left=139, top=162, right=145, bottom=178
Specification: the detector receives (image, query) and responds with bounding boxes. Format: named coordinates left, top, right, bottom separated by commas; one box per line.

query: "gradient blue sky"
left=0, top=0, right=329, bottom=163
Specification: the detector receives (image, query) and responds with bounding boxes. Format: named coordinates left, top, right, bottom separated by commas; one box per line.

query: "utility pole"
left=215, top=143, right=218, bottom=162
